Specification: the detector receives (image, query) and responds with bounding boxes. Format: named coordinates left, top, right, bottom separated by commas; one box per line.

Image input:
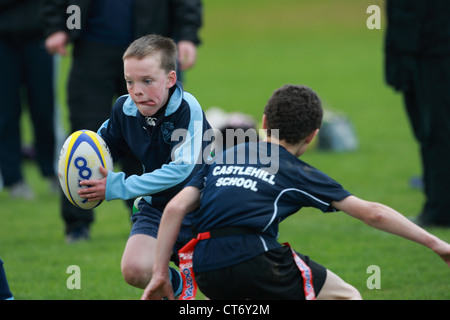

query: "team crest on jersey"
left=161, top=121, right=175, bottom=144
left=145, top=117, right=157, bottom=126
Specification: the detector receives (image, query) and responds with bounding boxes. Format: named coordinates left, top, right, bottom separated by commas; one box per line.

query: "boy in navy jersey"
left=77, top=35, right=211, bottom=296
left=142, top=84, right=450, bottom=300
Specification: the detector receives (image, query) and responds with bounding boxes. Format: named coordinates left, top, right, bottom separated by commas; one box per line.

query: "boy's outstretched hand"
left=432, top=239, right=450, bottom=267
left=78, top=166, right=108, bottom=202
left=141, top=273, right=175, bottom=300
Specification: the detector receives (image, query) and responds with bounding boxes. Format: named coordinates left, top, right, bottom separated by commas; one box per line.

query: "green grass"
left=1, top=0, right=449, bottom=300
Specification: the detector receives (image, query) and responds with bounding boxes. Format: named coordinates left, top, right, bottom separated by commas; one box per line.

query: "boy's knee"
left=316, top=270, right=363, bottom=300
left=121, top=234, right=156, bottom=289
left=342, top=284, right=362, bottom=300
left=121, top=259, right=152, bottom=289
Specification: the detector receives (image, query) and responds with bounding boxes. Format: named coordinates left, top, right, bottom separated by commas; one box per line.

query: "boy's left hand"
left=78, top=166, right=108, bottom=201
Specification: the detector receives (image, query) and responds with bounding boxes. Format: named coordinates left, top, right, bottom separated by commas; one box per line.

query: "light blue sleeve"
left=97, top=119, right=109, bottom=136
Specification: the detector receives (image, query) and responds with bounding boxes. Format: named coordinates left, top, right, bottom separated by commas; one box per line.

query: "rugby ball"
left=58, top=130, right=113, bottom=210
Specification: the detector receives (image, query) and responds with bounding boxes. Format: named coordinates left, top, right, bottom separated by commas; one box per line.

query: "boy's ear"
left=305, top=129, right=319, bottom=144
left=262, top=114, right=268, bottom=129
left=167, top=70, right=177, bottom=88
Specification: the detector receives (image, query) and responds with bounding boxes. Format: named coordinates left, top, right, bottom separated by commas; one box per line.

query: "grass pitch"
left=1, top=0, right=449, bottom=300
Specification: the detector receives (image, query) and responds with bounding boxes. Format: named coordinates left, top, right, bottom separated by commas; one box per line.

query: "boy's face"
left=124, top=53, right=177, bottom=117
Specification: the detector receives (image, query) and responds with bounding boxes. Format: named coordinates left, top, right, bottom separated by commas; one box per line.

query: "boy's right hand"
left=431, top=239, right=450, bottom=267
left=141, top=272, right=175, bottom=300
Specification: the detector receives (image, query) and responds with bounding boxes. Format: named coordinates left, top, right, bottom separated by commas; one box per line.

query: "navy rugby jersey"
left=98, top=82, right=211, bottom=209
left=187, top=141, right=351, bottom=273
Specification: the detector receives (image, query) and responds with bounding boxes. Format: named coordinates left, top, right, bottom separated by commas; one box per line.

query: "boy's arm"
left=332, top=196, right=450, bottom=266
left=141, top=186, right=201, bottom=300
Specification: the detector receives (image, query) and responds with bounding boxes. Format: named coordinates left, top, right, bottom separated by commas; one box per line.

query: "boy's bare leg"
left=316, top=269, right=362, bottom=300
left=121, top=234, right=157, bottom=289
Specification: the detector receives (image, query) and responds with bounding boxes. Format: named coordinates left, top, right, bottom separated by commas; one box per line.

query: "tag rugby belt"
left=177, top=226, right=316, bottom=300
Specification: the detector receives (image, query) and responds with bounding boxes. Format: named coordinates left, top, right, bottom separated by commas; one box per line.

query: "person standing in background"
left=0, top=258, right=13, bottom=300
left=384, top=0, right=450, bottom=227
left=0, top=0, right=58, bottom=200
left=40, top=0, right=203, bottom=242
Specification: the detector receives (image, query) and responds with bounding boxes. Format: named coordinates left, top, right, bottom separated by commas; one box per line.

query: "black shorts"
left=195, top=246, right=327, bottom=300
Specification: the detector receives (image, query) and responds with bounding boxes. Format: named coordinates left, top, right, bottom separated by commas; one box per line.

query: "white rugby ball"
left=58, top=130, right=113, bottom=210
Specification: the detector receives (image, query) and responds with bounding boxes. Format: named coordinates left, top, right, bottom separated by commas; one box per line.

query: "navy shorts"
left=130, top=199, right=193, bottom=265
left=195, top=246, right=327, bottom=300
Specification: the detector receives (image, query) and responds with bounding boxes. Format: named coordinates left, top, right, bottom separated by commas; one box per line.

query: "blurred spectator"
left=206, top=107, right=258, bottom=152
left=385, top=0, right=450, bottom=227
left=0, top=0, right=57, bottom=200
left=40, top=0, right=203, bottom=242
left=0, top=258, right=13, bottom=300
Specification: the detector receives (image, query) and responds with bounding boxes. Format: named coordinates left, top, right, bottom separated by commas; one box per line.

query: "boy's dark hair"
left=123, top=34, right=177, bottom=74
left=264, top=84, right=323, bottom=144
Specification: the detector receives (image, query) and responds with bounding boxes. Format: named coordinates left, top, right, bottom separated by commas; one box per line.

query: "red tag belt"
left=177, top=231, right=210, bottom=300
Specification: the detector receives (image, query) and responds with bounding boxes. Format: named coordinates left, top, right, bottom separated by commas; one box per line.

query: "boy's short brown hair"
left=264, top=84, right=323, bottom=144
left=123, top=34, right=177, bottom=74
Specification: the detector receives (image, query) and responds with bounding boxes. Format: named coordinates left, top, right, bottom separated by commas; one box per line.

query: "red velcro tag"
left=177, top=232, right=211, bottom=300
left=283, top=242, right=316, bottom=300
